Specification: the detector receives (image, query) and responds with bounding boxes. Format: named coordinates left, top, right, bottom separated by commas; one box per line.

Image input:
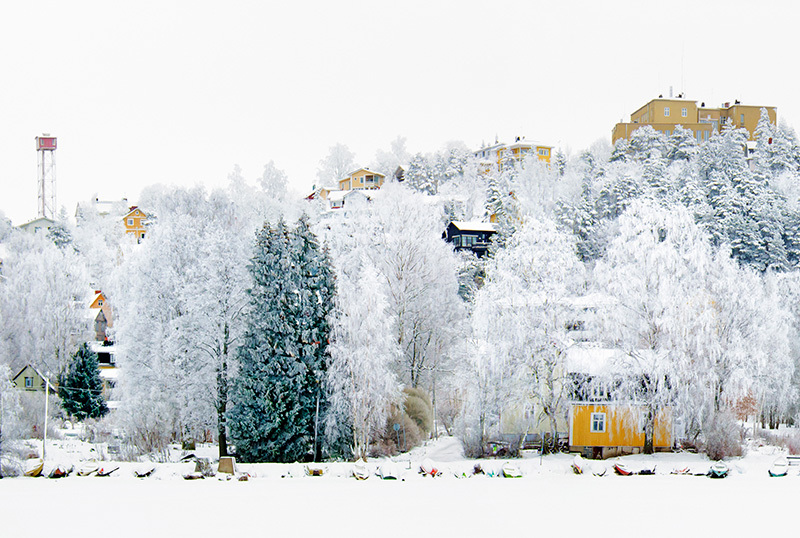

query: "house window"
left=25, top=377, right=33, bottom=388
left=740, top=113, right=745, bottom=125
left=681, top=107, right=687, bottom=117
left=664, top=107, right=670, bottom=117
left=590, top=412, right=606, bottom=433
left=453, top=236, right=461, bottom=247
left=463, top=235, right=476, bottom=247
left=664, top=130, right=671, bottom=137
left=127, top=218, right=134, bottom=226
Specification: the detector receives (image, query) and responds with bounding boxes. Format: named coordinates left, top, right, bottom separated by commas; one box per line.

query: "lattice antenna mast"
left=36, top=134, right=57, bottom=220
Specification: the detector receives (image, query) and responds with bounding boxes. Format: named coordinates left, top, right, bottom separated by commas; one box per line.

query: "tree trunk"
left=217, top=324, right=229, bottom=458
left=643, top=406, right=655, bottom=455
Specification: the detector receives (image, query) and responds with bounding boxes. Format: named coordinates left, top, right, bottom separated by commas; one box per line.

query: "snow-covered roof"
left=564, top=344, right=625, bottom=376
left=90, top=341, right=117, bottom=354
left=451, top=221, right=497, bottom=233
left=99, top=367, right=119, bottom=380
left=345, top=167, right=385, bottom=178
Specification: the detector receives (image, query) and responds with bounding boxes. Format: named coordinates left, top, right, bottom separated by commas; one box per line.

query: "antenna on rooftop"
left=35, top=134, right=57, bottom=220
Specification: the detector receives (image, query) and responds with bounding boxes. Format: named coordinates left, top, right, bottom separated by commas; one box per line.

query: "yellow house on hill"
left=612, top=96, right=776, bottom=144
left=123, top=206, right=148, bottom=242
left=474, top=138, right=553, bottom=174
left=339, top=168, right=385, bottom=191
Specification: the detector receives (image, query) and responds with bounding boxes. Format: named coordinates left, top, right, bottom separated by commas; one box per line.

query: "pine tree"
left=227, top=217, right=334, bottom=463
left=59, top=343, right=108, bottom=421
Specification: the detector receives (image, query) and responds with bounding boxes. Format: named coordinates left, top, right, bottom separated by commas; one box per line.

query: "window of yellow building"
left=664, top=107, right=670, bottom=117
left=591, top=412, right=606, bottom=433
left=682, top=107, right=687, bottom=117
left=127, top=218, right=134, bottom=226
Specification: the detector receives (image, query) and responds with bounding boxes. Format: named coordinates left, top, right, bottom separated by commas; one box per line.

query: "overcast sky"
left=2, top=0, right=799, bottom=225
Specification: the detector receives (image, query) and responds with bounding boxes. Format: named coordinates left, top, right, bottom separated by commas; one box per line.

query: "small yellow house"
left=89, top=290, right=113, bottom=341
left=474, top=138, right=553, bottom=174
left=12, top=364, right=56, bottom=393
left=339, top=168, right=385, bottom=191
left=569, top=403, right=672, bottom=459
left=123, top=206, right=147, bottom=242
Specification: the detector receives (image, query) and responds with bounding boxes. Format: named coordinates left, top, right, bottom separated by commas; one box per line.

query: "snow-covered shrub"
left=702, top=411, right=745, bottom=460
left=403, top=388, right=433, bottom=436
left=373, top=410, right=423, bottom=457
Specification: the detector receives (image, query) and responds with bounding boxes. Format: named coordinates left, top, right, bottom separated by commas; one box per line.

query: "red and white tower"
left=36, top=134, right=57, bottom=219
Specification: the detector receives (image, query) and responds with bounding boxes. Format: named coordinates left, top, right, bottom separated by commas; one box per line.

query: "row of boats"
left=571, top=454, right=794, bottom=478
left=20, top=455, right=796, bottom=480
left=22, top=459, right=125, bottom=479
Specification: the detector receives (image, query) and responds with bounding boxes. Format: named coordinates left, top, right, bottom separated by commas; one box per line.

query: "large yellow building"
left=612, top=97, right=777, bottom=144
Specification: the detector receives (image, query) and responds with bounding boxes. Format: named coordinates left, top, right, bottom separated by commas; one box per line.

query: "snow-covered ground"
left=0, top=437, right=794, bottom=537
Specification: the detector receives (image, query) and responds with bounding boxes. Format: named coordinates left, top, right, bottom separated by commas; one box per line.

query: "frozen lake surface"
left=1, top=456, right=793, bottom=537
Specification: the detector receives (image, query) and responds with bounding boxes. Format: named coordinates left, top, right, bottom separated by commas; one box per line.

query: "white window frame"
left=664, top=106, right=670, bottom=117
left=25, top=377, right=33, bottom=388
left=681, top=107, right=687, bottom=117
left=127, top=218, right=134, bottom=226
left=590, top=412, right=606, bottom=433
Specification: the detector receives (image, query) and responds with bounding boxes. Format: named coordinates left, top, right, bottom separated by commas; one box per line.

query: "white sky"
left=2, top=0, right=799, bottom=225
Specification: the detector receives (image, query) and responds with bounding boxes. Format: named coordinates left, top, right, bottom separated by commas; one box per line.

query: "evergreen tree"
left=228, top=217, right=334, bottom=463
left=59, top=343, right=108, bottom=421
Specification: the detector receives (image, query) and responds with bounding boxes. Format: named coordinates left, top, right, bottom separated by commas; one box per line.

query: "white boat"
left=572, top=454, right=584, bottom=475
left=419, top=458, right=439, bottom=477
left=501, top=461, right=522, bottom=478
left=708, top=461, right=729, bottom=478
left=23, top=458, right=43, bottom=477
left=769, top=457, right=789, bottom=477
left=351, top=460, right=370, bottom=480
left=377, top=460, right=400, bottom=480
left=77, top=461, right=99, bottom=476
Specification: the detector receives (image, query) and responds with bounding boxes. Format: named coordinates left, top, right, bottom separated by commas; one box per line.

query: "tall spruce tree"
left=228, top=217, right=334, bottom=463
left=59, top=343, right=108, bottom=421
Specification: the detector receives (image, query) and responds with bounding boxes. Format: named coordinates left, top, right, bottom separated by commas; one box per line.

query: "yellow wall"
left=616, top=98, right=776, bottom=143
left=722, top=105, right=776, bottom=138
left=339, top=169, right=384, bottom=191
left=569, top=404, right=671, bottom=449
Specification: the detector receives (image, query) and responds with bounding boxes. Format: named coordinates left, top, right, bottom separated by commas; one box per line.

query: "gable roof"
left=450, top=221, right=497, bottom=233
left=345, top=168, right=385, bottom=179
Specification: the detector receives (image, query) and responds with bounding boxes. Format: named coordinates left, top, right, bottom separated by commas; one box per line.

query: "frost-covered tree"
left=59, top=343, right=108, bottom=421
left=0, top=364, right=22, bottom=464
left=371, top=184, right=464, bottom=388
left=228, top=217, right=334, bottom=462
left=594, top=201, right=709, bottom=453
left=326, top=259, right=401, bottom=460
left=113, top=186, right=250, bottom=456
left=472, top=217, right=584, bottom=449
left=258, top=160, right=288, bottom=200
left=317, top=143, right=355, bottom=187
left=0, top=232, right=90, bottom=377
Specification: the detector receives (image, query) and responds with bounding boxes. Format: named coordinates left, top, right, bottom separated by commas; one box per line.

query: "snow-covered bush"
left=702, top=412, right=745, bottom=460
left=403, top=388, right=433, bottom=436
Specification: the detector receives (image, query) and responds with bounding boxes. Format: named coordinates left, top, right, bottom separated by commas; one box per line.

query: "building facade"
left=339, top=168, right=385, bottom=191
left=612, top=97, right=777, bottom=144
left=474, top=137, right=553, bottom=174
left=123, top=206, right=148, bottom=242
